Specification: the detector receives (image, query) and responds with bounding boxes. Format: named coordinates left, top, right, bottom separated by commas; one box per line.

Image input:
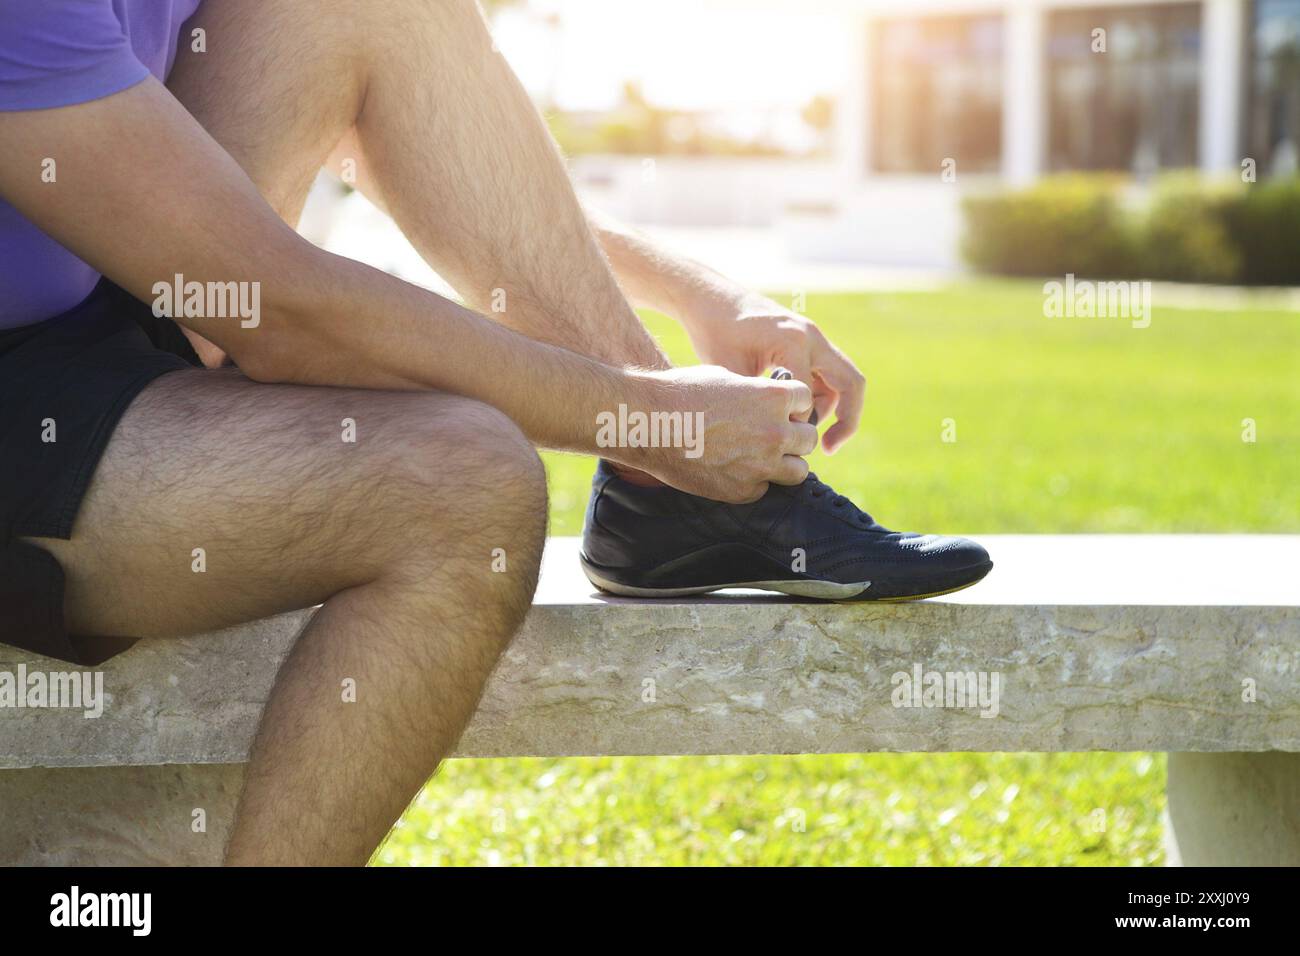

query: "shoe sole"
left=580, top=556, right=993, bottom=603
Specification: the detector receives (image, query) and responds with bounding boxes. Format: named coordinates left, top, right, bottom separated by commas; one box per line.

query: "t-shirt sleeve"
left=0, top=0, right=150, bottom=111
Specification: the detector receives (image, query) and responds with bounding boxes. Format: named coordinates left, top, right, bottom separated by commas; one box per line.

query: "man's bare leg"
left=30, top=372, right=547, bottom=864
left=166, top=0, right=668, bottom=371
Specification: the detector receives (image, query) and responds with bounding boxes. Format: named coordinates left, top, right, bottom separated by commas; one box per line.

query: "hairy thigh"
left=27, top=368, right=526, bottom=640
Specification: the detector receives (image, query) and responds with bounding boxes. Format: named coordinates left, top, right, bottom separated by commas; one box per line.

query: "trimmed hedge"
left=1226, top=178, right=1300, bottom=285
left=961, top=175, right=1141, bottom=279
left=1143, top=173, right=1243, bottom=284
left=962, top=173, right=1300, bottom=285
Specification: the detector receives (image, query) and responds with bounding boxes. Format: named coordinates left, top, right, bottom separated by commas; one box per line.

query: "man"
left=0, top=0, right=990, bottom=865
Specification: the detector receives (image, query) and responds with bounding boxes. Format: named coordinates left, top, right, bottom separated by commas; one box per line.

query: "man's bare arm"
left=0, top=79, right=815, bottom=501
left=585, top=206, right=737, bottom=320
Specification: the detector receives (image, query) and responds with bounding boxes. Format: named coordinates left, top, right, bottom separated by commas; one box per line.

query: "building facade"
left=806, top=0, right=1298, bottom=266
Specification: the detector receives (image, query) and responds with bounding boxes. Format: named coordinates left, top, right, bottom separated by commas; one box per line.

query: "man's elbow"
left=223, top=241, right=344, bottom=384
left=226, top=305, right=313, bottom=384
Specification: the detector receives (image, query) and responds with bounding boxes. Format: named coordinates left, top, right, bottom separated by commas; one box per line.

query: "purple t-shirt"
left=0, top=0, right=202, bottom=329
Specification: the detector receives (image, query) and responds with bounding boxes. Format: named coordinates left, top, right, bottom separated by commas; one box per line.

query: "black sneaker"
left=580, top=461, right=992, bottom=601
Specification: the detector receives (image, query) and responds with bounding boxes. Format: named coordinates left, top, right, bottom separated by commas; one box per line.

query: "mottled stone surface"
left=0, top=764, right=240, bottom=866
left=3, top=537, right=1299, bottom=767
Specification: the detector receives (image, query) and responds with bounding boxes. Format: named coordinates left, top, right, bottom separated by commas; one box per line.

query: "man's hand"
left=612, top=366, right=817, bottom=503
left=681, top=291, right=865, bottom=455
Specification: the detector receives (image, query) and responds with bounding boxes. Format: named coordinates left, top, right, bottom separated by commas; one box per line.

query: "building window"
left=1248, top=0, right=1300, bottom=176
left=1046, top=4, right=1201, bottom=174
left=871, top=15, right=1004, bottom=174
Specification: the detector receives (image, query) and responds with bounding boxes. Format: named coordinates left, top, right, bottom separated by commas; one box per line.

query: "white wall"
left=570, top=155, right=841, bottom=227
left=781, top=179, right=974, bottom=269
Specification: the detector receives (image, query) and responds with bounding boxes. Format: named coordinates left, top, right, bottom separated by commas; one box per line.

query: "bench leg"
left=0, top=764, right=245, bottom=866
left=1164, top=752, right=1300, bottom=866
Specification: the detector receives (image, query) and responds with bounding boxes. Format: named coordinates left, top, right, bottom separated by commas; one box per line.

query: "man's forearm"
left=587, top=207, right=750, bottom=329
left=249, top=248, right=651, bottom=458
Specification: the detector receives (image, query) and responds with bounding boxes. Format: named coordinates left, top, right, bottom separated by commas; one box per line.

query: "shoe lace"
left=802, top=472, right=875, bottom=525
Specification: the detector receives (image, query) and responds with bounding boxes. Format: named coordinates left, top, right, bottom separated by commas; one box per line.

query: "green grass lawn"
left=377, top=279, right=1300, bottom=866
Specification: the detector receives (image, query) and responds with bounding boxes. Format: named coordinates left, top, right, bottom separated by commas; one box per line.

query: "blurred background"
left=310, top=0, right=1300, bottom=288
left=308, top=0, right=1298, bottom=866
left=363, top=0, right=1298, bottom=278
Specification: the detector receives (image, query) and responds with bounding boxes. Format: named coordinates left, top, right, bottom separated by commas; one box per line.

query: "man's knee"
left=374, top=395, right=547, bottom=597
left=403, top=395, right=544, bottom=518
left=448, top=399, right=548, bottom=510
left=444, top=399, right=547, bottom=588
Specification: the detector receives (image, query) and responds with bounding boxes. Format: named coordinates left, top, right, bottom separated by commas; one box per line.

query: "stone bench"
left=2, top=535, right=1297, bottom=866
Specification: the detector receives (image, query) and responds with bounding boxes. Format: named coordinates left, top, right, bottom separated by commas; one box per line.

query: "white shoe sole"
left=580, top=562, right=872, bottom=600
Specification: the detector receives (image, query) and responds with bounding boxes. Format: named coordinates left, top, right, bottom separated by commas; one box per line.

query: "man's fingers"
left=782, top=357, right=815, bottom=419
left=783, top=421, right=819, bottom=457
left=771, top=453, right=810, bottom=486
left=812, top=375, right=839, bottom=427
left=815, top=349, right=865, bottom=454
left=769, top=361, right=811, bottom=421
left=777, top=378, right=814, bottom=419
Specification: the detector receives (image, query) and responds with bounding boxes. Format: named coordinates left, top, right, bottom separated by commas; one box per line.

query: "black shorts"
left=0, top=280, right=202, bottom=664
